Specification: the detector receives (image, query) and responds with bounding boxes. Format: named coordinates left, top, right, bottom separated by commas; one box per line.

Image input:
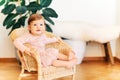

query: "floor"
left=1, top=61, right=120, bottom=80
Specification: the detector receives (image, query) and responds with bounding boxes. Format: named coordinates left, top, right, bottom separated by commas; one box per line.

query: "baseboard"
left=83, top=57, right=105, bottom=61
left=83, top=57, right=120, bottom=62
left=0, top=57, right=120, bottom=63
left=0, top=58, right=18, bottom=63
left=114, top=57, right=120, bottom=62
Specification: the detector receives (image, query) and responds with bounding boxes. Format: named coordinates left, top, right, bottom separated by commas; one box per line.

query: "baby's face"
left=28, top=19, right=45, bottom=36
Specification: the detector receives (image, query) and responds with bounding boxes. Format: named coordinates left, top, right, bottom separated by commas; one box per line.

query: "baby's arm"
left=44, top=36, right=59, bottom=44
left=13, top=34, right=30, bottom=53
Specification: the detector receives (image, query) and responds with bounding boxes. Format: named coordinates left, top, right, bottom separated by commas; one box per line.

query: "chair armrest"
left=23, top=43, right=42, bottom=73
left=45, top=31, right=72, bottom=56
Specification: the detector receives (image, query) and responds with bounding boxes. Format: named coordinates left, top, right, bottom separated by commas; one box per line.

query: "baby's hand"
left=55, top=36, right=62, bottom=42
left=52, top=37, right=59, bottom=42
left=57, top=39, right=61, bottom=43
left=24, top=49, right=32, bottom=56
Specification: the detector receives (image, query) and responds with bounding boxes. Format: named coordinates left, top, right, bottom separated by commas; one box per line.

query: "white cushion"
left=87, top=26, right=120, bottom=43
left=51, top=21, right=120, bottom=43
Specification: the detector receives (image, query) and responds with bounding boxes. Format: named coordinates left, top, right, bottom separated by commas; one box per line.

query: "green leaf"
left=6, top=19, right=16, bottom=29
left=3, top=13, right=18, bottom=26
left=11, top=22, right=21, bottom=30
left=8, top=0, right=18, bottom=2
left=12, top=22, right=21, bottom=29
left=16, top=6, right=27, bottom=14
left=27, top=2, right=42, bottom=11
left=42, top=14, right=54, bottom=25
left=40, top=0, right=52, bottom=7
left=4, top=1, right=9, bottom=6
left=9, top=22, right=21, bottom=35
left=21, top=0, right=25, bottom=6
left=42, top=8, right=58, bottom=18
left=0, top=0, right=5, bottom=6
left=1, top=4, right=16, bottom=14
left=46, top=23, right=53, bottom=32
left=18, top=16, right=27, bottom=26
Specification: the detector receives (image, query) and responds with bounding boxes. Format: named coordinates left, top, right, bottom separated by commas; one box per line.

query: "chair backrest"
left=10, top=27, right=29, bottom=41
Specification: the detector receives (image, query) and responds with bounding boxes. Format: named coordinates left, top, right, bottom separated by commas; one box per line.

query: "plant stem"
left=36, top=0, right=41, bottom=14
left=18, top=0, right=21, bottom=17
left=37, top=0, right=40, bottom=4
left=18, top=0, right=21, bottom=6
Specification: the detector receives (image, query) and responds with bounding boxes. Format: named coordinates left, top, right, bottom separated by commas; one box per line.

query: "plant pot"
left=63, top=40, right=86, bottom=64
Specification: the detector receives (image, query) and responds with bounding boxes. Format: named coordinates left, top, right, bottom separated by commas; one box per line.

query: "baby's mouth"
left=36, top=30, right=41, bottom=31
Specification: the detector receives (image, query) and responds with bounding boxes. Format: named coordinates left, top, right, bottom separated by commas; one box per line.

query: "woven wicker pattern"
left=41, top=66, right=75, bottom=80
left=45, top=31, right=72, bottom=56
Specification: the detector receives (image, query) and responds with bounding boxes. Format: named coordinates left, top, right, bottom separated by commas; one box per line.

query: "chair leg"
left=72, top=66, right=76, bottom=80
left=38, top=74, right=42, bottom=80
left=106, top=42, right=114, bottom=64
left=101, top=42, right=114, bottom=64
left=72, top=74, right=75, bottom=80
left=18, top=68, right=25, bottom=80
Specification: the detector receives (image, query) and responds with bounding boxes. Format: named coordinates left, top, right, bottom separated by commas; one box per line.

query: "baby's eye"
left=33, top=24, right=37, bottom=26
left=40, top=24, right=43, bottom=26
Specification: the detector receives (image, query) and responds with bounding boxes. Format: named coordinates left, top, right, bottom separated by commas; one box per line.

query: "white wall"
left=51, top=0, right=116, bottom=25
left=0, top=0, right=119, bottom=58
left=116, top=0, right=120, bottom=25
left=0, top=25, right=15, bottom=58
left=115, top=0, right=120, bottom=59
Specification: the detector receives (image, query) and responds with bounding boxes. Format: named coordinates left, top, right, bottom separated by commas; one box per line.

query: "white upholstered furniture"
left=51, top=21, right=120, bottom=64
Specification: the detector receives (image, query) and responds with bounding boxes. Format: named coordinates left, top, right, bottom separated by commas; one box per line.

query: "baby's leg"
left=52, top=59, right=77, bottom=69
left=58, top=51, right=77, bottom=61
left=58, top=53, right=68, bottom=60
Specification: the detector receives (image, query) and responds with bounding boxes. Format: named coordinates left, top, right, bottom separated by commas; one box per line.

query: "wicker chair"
left=10, top=27, right=76, bottom=80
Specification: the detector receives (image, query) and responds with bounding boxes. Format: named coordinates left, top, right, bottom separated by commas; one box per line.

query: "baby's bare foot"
left=66, top=59, right=77, bottom=69
left=68, top=52, right=76, bottom=60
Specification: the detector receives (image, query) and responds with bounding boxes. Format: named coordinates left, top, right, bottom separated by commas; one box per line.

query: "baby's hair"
left=28, top=14, right=44, bottom=25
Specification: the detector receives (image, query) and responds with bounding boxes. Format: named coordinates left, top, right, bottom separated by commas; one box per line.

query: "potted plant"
left=0, top=0, right=58, bottom=34
left=0, top=0, right=58, bottom=62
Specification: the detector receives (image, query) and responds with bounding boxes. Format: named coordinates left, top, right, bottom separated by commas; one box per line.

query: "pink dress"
left=14, top=33, right=59, bottom=67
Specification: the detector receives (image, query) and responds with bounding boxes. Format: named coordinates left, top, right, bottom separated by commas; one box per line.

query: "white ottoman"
left=51, top=21, right=120, bottom=64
